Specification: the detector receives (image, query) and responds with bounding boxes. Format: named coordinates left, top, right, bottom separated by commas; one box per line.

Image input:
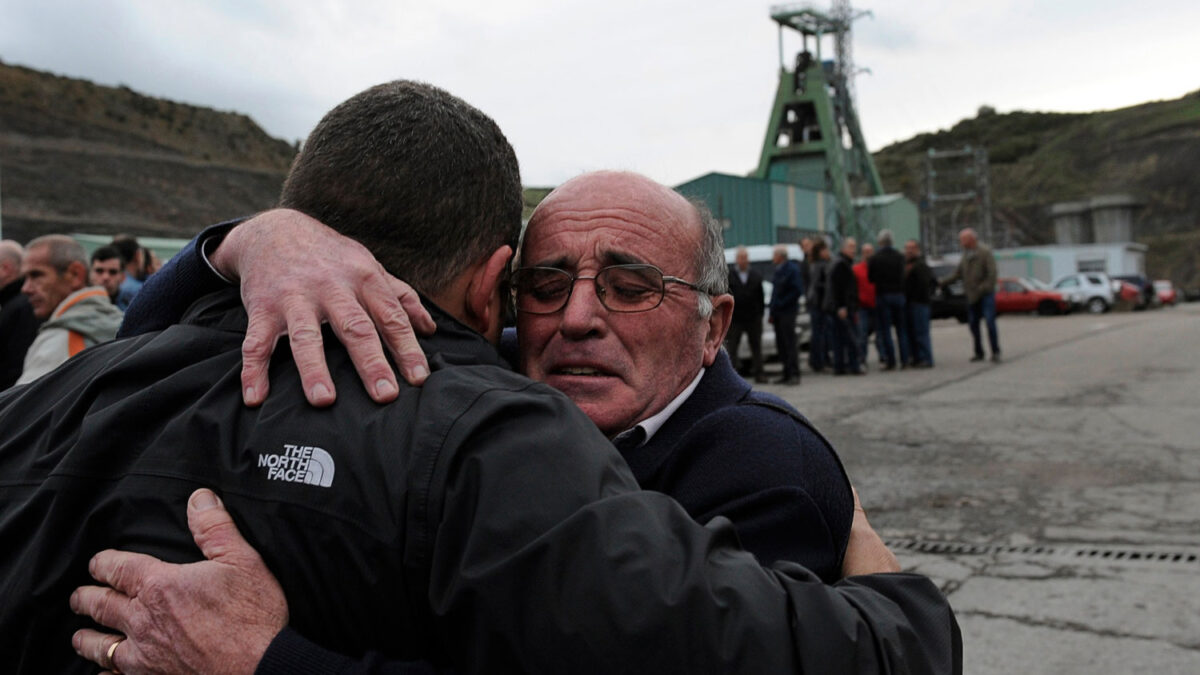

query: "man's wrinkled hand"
left=842, top=487, right=902, bottom=578
left=71, top=489, right=289, bottom=675
left=211, top=208, right=438, bottom=407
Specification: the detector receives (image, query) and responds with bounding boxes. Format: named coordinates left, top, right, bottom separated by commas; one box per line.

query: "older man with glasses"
left=511, top=171, right=853, bottom=571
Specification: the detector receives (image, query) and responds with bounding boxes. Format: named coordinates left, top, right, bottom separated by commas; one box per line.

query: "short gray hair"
left=877, top=229, right=894, bottom=247
left=688, top=198, right=728, bottom=318
left=26, top=235, right=87, bottom=273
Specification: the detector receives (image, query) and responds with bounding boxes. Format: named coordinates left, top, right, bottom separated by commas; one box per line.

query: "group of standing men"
left=725, top=226, right=1002, bottom=381
left=0, top=233, right=157, bottom=391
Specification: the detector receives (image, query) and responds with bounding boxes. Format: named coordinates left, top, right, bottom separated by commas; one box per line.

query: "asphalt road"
left=759, top=303, right=1200, bottom=674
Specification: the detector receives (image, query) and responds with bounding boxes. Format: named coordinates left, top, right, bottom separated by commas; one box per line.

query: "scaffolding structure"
left=922, top=146, right=993, bottom=257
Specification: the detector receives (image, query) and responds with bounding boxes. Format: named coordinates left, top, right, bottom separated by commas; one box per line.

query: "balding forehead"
left=527, top=172, right=699, bottom=242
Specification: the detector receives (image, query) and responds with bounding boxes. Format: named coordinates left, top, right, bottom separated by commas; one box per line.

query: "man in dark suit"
left=725, top=246, right=767, bottom=383
left=824, top=237, right=862, bottom=375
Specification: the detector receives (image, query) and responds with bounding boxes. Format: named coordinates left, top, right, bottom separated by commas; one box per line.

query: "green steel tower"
left=754, top=2, right=884, bottom=241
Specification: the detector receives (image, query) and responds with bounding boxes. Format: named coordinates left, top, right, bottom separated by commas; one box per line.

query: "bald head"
left=959, top=228, right=978, bottom=250
left=0, top=240, right=24, bottom=287
left=528, top=171, right=727, bottom=303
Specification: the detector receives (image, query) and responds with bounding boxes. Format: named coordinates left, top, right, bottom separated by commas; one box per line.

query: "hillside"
left=872, top=91, right=1200, bottom=287
left=0, top=60, right=295, bottom=243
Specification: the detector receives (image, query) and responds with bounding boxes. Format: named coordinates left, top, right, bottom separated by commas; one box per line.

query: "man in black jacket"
left=824, top=237, right=862, bottom=375
left=904, top=239, right=935, bottom=368
left=725, top=246, right=767, bottom=383
left=867, top=229, right=910, bottom=370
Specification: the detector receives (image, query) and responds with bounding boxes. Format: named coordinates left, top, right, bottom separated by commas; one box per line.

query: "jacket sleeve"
left=256, top=628, right=439, bottom=674
left=938, top=259, right=963, bottom=286
left=118, top=219, right=243, bottom=338
left=420, top=382, right=961, bottom=674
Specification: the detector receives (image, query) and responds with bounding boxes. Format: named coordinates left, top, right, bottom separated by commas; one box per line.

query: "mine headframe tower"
left=754, top=2, right=883, bottom=242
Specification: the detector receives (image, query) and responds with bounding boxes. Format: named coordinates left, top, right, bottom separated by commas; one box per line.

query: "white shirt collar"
left=618, top=367, right=705, bottom=447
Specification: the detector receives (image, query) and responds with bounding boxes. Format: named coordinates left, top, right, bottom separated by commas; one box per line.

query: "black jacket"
left=727, top=266, right=764, bottom=325
left=905, top=257, right=936, bottom=305
left=0, top=277, right=39, bottom=390
left=823, top=253, right=858, bottom=314
left=806, top=258, right=829, bottom=310
left=627, top=349, right=852, bottom=578
left=868, top=246, right=906, bottom=295
left=2, top=287, right=961, bottom=674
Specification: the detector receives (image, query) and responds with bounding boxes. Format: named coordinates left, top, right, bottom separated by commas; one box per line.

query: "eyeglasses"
left=511, top=264, right=706, bottom=314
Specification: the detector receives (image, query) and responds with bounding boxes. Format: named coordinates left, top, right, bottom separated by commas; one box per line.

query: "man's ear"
left=702, top=293, right=735, bottom=367
left=65, top=260, right=89, bottom=289
left=464, top=245, right=514, bottom=341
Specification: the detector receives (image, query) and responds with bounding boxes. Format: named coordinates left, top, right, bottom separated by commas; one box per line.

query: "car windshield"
left=1027, top=278, right=1053, bottom=291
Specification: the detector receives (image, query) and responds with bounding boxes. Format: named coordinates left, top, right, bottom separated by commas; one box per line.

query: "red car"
left=995, top=277, right=1071, bottom=315
left=1154, top=280, right=1178, bottom=306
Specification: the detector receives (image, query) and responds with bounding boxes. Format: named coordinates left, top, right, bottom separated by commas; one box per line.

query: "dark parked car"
left=929, top=262, right=968, bottom=322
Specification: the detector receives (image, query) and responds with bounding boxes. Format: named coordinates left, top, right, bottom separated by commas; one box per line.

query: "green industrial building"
left=675, top=172, right=920, bottom=249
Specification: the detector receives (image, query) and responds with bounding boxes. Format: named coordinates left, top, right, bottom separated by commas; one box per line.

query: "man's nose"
left=558, top=278, right=608, bottom=339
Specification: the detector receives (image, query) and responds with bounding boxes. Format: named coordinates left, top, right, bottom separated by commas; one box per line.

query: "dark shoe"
left=754, top=374, right=769, bottom=384
left=912, top=361, right=933, bottom=369
left=882, top=362, right=896, bottom=371
left=773, top=376, right=791, bottom=384
left=782, top=376, right=801, bottom=385
left=970, top=354, right=985, bottom=362
left=991, top=352, right=1002, bottom=363
left=852, top=367, right=867, bottom=375
left=833, top=369, right=846, bottom=376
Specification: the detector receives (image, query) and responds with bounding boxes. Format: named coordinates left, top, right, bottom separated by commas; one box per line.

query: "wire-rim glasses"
left=512, top=264, right=705, bottom=314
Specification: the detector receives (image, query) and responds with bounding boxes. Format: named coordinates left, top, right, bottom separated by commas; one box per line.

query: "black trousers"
left=725, top=318, right=764, bottom=377
left=774, top=309, right=799, bottom=379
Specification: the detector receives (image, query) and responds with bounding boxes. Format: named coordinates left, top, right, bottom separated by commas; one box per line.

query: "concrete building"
left=1050, top=194, right=1143, bottom=245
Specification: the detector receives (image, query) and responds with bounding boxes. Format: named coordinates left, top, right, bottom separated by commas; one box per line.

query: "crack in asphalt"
left=956, top=609, right=1200, bottom=652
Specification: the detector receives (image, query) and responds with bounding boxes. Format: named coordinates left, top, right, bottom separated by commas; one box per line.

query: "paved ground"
left=757, top=303, right=1200, bottom=674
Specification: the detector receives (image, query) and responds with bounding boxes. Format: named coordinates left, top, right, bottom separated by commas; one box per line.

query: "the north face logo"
left=257, top=444, right=335, bottom=487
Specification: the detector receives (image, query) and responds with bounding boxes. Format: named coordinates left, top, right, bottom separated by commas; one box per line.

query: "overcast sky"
left=3, top=0, right=1198, bottom=187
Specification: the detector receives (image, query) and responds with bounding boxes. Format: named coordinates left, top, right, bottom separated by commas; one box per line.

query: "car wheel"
left=1037, top=301, right=1059, bottom=316
left=1086, top=297, right=1108, bottom=314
